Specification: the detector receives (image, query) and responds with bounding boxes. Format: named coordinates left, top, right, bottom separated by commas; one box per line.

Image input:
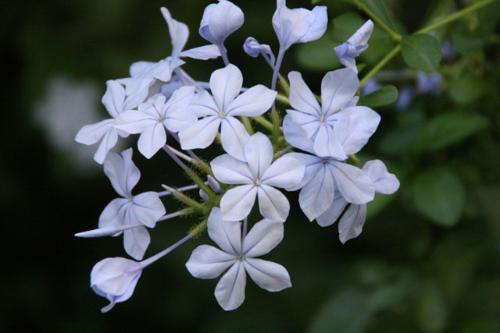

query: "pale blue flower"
left=186, top=208, right=291, bottom=311
left=179, top=65, right=276, bottom=160
left=334, top=20, right=374, bottom=73
left=361, top=78, right=382, bottom=96
left=116, top=87, right=196, bottom=159
left=97, top=149, right=166, bottom=259
left=211, top=133, right=305, bottom=222
left=243, top=37, right=275, bottom=66
left=395, top=87, right=415, bottom=111
left=91, top=257, right=143, bottom=313
left=316, top=160, right=400, bottom=243
left=286, top=69, right=380, bottom=160
left=416, top=72, right=442, bottom=95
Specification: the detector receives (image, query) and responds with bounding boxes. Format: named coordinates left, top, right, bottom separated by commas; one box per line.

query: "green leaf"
left=412, top=168, right=465, bottom=227
left=448, top=76, right=485, bottom=104
left=356, top=0, right=399, bottom=33
left=296, top=36, right=340, bottom=71
left=360, top=85, right=398, bottom=107
left=416, top=280, right=448, bottom=333
left=415, top=112, right=488, bottom=152
left=401, top=34, right=442, bottom=72
left=309, top=289, right=373, bottom=333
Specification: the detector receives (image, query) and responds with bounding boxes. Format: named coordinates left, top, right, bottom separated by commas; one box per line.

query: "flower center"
left=254, top=178, right=262, bottom=186
left=217, top=111, right=226, bottom=118
left=319, top=114, right=326, bottom=123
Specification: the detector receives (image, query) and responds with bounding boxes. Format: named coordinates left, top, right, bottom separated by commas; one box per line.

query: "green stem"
left=161, top=184, right=205, bottom=213
left=278, top=74, right=290, bottom=95
left=276, top=94, right=290, bottom=105
left=253, top=116, right=274, bottom=131
left=359, top=45, right=401, bottom=88
left=354, top=0, right=402, bottom=41
left=241, top=116, right=254, bottom=134
left=189, top=219, right=208, bottom=238
left=185, top=169, right=218, bottom=205
left=416, top=0, right=494, bottom=34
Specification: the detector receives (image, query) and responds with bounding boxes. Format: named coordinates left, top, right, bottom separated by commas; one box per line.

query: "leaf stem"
left=360, top=45, right=401, bottom=88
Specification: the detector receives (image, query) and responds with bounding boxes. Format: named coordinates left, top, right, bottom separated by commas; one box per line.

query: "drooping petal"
left=257, top=185, right=290, bottom=222
left=214, top=262, right=246, bottom=311
left=244, top=258, right=291, bottom=292
left=362, top=160, right=400, bottom=195
left=282, top=115, right=315, bottom=154
left=180, top=45, right=221, bottom=60
left=123, top=226, right=150, bottom=260
left=137, top=123, right=167, bottom=159
left=262, top=154, right=305, bottom=190
left=103, top=148, right=141, bottom=198
left=220, top=117, right=250, bottom=160
left=102, top=80, right=126, bottom=118
left=160, top=7, right=189, bottom=57
left=226, top=85, right=276, bottom=117
left=211, top=154, right=253, bottom=184
left=179, top=116, right=221, bottom=150
left=163, top=86, right=197, bottom=133
left=220, top=185, right=257, bottom=222
left=244, top=133, right=274, bottom=179
left=288, top=71, right=320, bottom=116
left=93, top=127, right=120, bottom=164
left=316, top=194, right=348, bottom=227
left=199, top=0, right=244, bottom=45
left=186, top=245, right=236, bottom=279
left=313, top=125, right=347, bottom=160
left=98, top=198, right=130, bottom=229
left=243, top=220, right=284, bottom=257
left=207, top=208, right=243, bottom=255
left=338, top=204, right=367, bottom=244
left=321, top=68, right=359, bottom=115
left=332, top=162, right=375, bottom=205
left=299, top=164, right=335, bottom=221
left=129, top=192, right=166, bottom=228
left=335, top=106, right=381, bottom=155
left=209, top=64, right=243, bottom=112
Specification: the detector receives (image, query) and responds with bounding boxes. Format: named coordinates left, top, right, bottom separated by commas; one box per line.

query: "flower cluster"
left=75, top=0, right=399, bottom=313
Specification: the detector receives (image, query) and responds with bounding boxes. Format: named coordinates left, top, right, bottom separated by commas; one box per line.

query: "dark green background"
left=2, top=0, right=499, bottom=332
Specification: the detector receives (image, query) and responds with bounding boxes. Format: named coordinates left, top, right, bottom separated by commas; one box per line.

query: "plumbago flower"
left=115, top=86, right=195, bottom=159
left=211, top=133, right=305, bottom=222
left=80, top=149, right=166, bottom=260
left=75, top=0, right=401, bottom=314
left=186, top=208, right=291, bottom=311
left=179, top=65, right=276, bottom=160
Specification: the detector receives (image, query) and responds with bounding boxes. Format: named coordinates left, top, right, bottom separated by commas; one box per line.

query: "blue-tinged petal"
left=287, top=110, right=321, bottom=139
left=321, top=69, right=359, bottom=116
left=130, top=192, right=166, bottom=228
left=338, top=204, right=367, bottom=244
left=226, top=85, right=276, bottom=117
left=180, top=45, right=221, bottom=60
left=186, top=245, right=236, bottom=279
left=211, top=154, right=253, bottom=185
left=313, top=125, right=347, bottom=160
left=257, top=185, right=290, bottom=222
left=262, top=154, right=305, bottom=190
left=103, top=148, right=141, bottom=198
left=161, top=7, right=189, bottom=58
left=214, top=262, right=246, bottom=311
left=123, top=226, right=150, bottom=260
left=199, top=0, right=244, bottom=45
left=316, top=194, right=348, bottom=227
left=209, top=64, right=243, bottom=112
left=220, top=117, right=250, bottom=161
left=179, top=116, right=221, bottom=150
left=335, top=106, right=380, bottom=155
left=244, top=258, right=291, bottom=292
left=220, top=184, right=257, bottom=222
left=207, top=208, right=242, bottom=254
left=299, top=164, right=335, bottom=221
left=244, top=133, right=274, bottom=179
left=362, top=160, right=400, bottom=195
left=332, top=162, right=375, bottom=205
left=243, top=220, right=284, bottom=257
left=137, top=123, right=167, bottom=159
left=288, top=71, right=320, bottom=116
left=243, top=37, right=275, bottom=64
left=282, top=115, right=315, bottom=153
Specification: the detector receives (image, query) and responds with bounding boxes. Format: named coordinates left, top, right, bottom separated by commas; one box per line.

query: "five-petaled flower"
left=186, top=208, right=291, bottom=311
left=179, top=64, right=276, bottom=160
left=99, top=149, right=165, bottom=259
left=211, top=133, right=305, bottom=222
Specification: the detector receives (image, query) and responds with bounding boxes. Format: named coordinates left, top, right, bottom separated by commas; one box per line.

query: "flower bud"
left=199, top=0, right=244, bottom=45
left=90, top=257, right=143, bottom=313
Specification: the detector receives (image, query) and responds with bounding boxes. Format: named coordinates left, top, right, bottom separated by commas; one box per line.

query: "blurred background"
left=2, top=0, right=499, bottom=332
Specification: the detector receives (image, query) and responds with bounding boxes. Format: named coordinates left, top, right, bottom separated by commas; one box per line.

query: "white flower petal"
left=164, top=86, right=197, bottom=133
left=336, top=106, right=380, bottom=155
left=180, top=45, right=221, bottom=60
left=214, top=262, right=246, bottom=311
left=209, top=64, right=243, bottom=112
left=220, top=117, right=250, bottom=161
left=115, top=110, right=156, bottom=135
left=299, top=165, right=335, bottom=221
left=102, top=80, right=126, bottom=118
left=243, top=220, right=284, bottom=257
left=220, top=185, right=257, bottom=222
left=190, top=90, right=219, bottom=117
left=199, top=0, right=244, bottom=45
left=332, top=162, right=375, bottom=205
left=287, top=110, right=321, bottom=138
left=287, top=152, right=322, bottom=190
left=123, top=226, right=150, bottom=260
left=244, top=258, right=291, bottom=292
left=244, top=133, right=273, bottom=179
left=362, top=160, right=400, bottom=195
left=129, top=192, right=166, bottom=228
left=226, top=85, right=276, bottom=117
left=207, top=208, right=243, bottom=255
left=262, top=154, right=305, bottom=190
left=316, top=195, right=348, bottom=227
left=313, top=125, right=347, bottom=160
left=98, top=198, right=130, bottom=229
left=211, top=154, right=253, bottom=184
left=321, top=69, right=359, bottom=115
left=186, top=245, right=236, bottom=279
left=299, top=6, right=328, bottom=43
left=75, top=119, right=114, bottom=145
left=93, top=128, right=120, bottom=164
left=103, top=148, right=140, bottom=198
left=160, top=7, right=189, bottom=57
left=179, top=116, right=221, bottom=150
left=137, top=123, right=167, bottom=159
left=288, top=71, right=320, bottom=116
left=257, top=185, right=290, bottom=222
left=282, top=115, right=315, bottom=154
left=338, top=204, right=367, bottom=244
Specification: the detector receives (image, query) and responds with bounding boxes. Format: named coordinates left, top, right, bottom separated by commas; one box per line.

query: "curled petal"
left=243, top=37, right=275, bottom=64
left=199, top=0, right=244, bottom=45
